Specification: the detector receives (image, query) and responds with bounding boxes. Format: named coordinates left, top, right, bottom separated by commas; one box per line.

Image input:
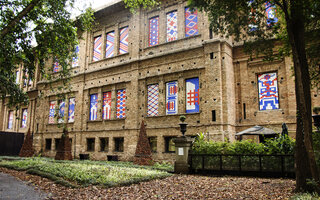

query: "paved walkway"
left=0, top=172, right=47, bottom=200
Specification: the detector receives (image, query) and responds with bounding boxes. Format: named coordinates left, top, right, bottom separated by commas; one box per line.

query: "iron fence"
left=189, top=154, right=295, bottom=178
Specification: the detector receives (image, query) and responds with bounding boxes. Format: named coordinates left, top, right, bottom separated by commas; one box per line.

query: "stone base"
left=174, top=162, right=189, bottom=174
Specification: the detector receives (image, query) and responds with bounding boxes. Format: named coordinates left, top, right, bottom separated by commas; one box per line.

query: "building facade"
left=1, top=0, right=319, bottom=161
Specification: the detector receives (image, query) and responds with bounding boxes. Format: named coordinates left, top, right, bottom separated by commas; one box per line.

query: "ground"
left=0, top=167, right=295, bottom=200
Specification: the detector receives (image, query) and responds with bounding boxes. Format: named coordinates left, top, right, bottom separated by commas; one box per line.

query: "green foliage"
left=192, top=132, right=295, bottom=155
left=0, top=157, right=171, bottom=187
left=123, top=0, right=160, bottom=13
left=0, top=0, right=94, bottom=107
left=264, top=134, right=295, bottom=155
left=290, top=192, right=320, bottom=200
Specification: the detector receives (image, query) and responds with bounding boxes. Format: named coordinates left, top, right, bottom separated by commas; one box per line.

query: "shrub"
left=192, top=132, right=295, bottom=155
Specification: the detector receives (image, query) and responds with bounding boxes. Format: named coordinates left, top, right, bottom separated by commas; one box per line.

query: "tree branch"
left=0, top=0, right=41, bottom=39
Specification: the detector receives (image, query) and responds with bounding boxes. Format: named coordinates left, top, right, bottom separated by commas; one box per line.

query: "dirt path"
left=0, top=167, right=295, bottom=199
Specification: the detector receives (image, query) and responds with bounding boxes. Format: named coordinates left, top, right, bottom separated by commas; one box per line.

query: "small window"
left=114, top=137, right=124, bottom=152
left=55, top=138, right=61, bottom=150
left=45, top=139, right=52, bottom=150
left=87, top=138, right=95, bottom=152
left=164, top=136, right=176, bottom=153
left=100, top=137, right=109, bottom=152
left=148, top=137, right=157, bottom=153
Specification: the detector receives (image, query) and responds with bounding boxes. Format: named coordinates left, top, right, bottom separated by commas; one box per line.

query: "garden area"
left=0, top=156, right=172, bottom=188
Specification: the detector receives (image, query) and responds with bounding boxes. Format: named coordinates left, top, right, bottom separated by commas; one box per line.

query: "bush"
left=192, top=132, right=295, bottom=155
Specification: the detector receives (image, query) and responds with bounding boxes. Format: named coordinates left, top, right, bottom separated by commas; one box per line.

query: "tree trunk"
left=285, top=0, right=319, bottom=192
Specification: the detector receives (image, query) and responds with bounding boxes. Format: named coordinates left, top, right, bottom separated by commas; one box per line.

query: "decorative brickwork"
left=19, top=128, right=34, bottom=157
left=55, top=129, right=73, bottom=160
left=134, top=121, right=153, bottom=165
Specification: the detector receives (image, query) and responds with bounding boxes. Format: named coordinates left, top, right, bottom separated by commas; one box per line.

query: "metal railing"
left=189, top=154, right=295, bottom=178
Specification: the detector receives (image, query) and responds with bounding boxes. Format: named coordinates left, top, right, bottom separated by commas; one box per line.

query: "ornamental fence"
left=188, top=154, right=295, bottom=178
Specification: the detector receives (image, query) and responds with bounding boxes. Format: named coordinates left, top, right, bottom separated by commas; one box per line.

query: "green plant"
left=0, top=157, right=171, bottom=187
left=179, top=115, right=186, bottom=122
left=290, top=192, right=320, bottom=200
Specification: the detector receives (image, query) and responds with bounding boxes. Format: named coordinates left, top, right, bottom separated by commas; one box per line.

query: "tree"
left=0, top=0, right=94, bottom=107
left=125, top=0, right=320, bottom=192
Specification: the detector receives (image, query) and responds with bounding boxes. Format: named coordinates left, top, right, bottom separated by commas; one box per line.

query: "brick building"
left=1, top=0, right=319, bottom=161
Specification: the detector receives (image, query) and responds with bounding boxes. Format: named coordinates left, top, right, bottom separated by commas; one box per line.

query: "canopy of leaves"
left=0, top=0, right=94, bottom=107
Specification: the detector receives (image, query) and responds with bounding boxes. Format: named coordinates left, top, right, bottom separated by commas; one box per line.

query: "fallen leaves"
left=0, top=167, right=295, bottom=199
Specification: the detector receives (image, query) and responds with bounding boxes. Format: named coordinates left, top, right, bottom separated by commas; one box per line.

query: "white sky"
left=71, top=0, right=118, bottom=18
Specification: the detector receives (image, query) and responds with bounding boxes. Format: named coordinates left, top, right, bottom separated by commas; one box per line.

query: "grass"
left=0, top=156, right=172, bottom=188
left=290, top=193, right=320, bottom=200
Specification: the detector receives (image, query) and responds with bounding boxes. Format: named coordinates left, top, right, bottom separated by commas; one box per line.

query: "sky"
left=71, top=0, right=118, bottom=18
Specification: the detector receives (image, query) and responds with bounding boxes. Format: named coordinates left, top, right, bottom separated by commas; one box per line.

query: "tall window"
left=116, top=89, right=126, bottom=119
left=149, top=16, right=159, bottom=46
left=166, top=11, right=178, bottom=42
left=147, top=84, right=159, bottom=116
left=186, top=78, right=200, bottom=113
left=258, top=72, right=279, bottom=110
left=166, top=81, right=178, bottom=115
left=265, top=2, right=278, bottom=26
left=93, top=35, right=102, bottom=61
left=58, top=100, right=65, bottom=123
left=119, top=27, right=129, bottom=54
left=49, top=101, right=56, bottom=124
left=72, top=45, right=80, bottom=68
left=21, top=109, right=28, bottom=128
left=106, top=31, right=115, bottom=58
left=7, top=111, right=13, bottom=129
left=103, top=92, right=112, bottom=120
left=15, top=70, right=20, bottom=84
left=68, top=98, right=75, bottom=123
left=89, top=94, right=98, bottom=121
left=185, top=8, right=199, bottom=37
